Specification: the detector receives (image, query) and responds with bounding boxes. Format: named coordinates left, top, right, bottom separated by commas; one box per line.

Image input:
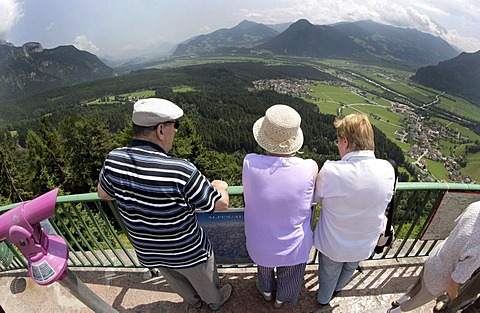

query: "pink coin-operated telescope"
left=0, top=189, right=118, bottom=312
left=0, top=189, right=67, bottom=285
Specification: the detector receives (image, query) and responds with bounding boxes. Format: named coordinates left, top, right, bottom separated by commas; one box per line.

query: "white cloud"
left=443, top=29, right=480, bottom=52
left=411, top=2, right=449, bottom=16
left=46, top=22, right=55, bottom=32
left=200, top=25, right=212, bottom=34
left=73, top=35, right=99, bottom=54
left=0, top=0, right=23, bottom=39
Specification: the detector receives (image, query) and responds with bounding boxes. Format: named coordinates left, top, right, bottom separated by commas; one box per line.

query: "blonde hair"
left=334, top=114, right=374, bottom=151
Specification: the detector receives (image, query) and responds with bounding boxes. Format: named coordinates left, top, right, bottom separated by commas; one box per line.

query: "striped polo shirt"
left=99, top=139, right=221, bottom=268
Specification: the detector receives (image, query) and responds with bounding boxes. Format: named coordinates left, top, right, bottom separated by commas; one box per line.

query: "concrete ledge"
left=0, top=258, right=438, bottom=312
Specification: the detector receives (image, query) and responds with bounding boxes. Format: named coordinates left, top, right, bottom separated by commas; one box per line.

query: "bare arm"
left=313, top=161, right=319, bottom=183
left=313, top=166, right=322, bottom=204
left=211, top=180, right=229, bottom=211
left=97, top=183, right=115, bottom=201
left=447, top=277, right=460, bottom=300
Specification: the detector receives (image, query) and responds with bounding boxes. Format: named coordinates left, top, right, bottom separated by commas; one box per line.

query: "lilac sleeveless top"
left=242, top=154, right=316, bottom=267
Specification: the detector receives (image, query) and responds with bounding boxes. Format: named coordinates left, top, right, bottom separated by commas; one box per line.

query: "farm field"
left=423, top=159, right=450, bottom=182
left=310, top=83, right=366, bottom=104
left=462, top=152, right=480, bottom=182
left=436, top=96, right=480, bottom=122
left=299, top=62, right=479, bottom=182
left=86, top=86, right=194, bottom=105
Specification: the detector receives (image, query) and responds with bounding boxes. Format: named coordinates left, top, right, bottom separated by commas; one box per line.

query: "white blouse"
left=313, top=150, right=395, bottom=262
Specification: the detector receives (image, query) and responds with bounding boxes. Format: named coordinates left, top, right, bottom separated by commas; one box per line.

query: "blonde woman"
left=313, top=113, right=395, bottom=307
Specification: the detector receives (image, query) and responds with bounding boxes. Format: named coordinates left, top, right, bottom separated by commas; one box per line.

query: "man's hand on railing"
left=212, top=180, right=229, bottom=211
left=97, top=184, right=115, bottom=201
left=447, top=277, right=460, bottom=300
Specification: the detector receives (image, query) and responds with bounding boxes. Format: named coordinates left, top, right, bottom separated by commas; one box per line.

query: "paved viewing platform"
left=0, top=258, right=438, bottom=313
left=2, top=184, right=479, bottom=312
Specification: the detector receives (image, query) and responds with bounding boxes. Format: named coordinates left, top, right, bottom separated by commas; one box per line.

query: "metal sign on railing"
left=420, top=191, right=480, bottom=240
left=198, top=208, right=253, bottom=264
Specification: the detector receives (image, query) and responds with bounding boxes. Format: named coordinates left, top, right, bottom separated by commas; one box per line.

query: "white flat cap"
left=132, top=98, right=184, bottom=127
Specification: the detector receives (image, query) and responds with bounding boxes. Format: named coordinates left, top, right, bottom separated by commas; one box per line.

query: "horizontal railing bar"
left=0, top=183, right=478, bottom=272
left=2, top=183, right=479, bottom=213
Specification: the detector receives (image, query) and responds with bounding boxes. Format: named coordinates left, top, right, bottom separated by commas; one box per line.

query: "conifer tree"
left=59, top=115, right=115, bottom=193
left=0, top=132, right=27, bottom=205
left=25, top=128, right=66, bottom=196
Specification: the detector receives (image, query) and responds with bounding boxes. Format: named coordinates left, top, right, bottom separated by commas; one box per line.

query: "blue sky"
left=1, top=0, right=479, bottom=59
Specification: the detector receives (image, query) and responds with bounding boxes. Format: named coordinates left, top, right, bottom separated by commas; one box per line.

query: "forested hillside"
left=0, top=62, right=404, bottom=206
left=412, top=51, right=480, bottom=107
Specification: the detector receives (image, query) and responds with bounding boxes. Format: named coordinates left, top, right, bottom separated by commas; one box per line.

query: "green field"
left=462, top=151, right=480, bottom=183
left=172, top=85, right=195, bottom=92
left=371, top=120, right=403, bottom=138
left=349, top=105, right=402, bottom=124
left=147, top=55, right=290, bottom=70
left=125, top=90, right=156, bottom=97
left=394, top=140, right=411, bottom=152
left=431, top=118, right=480, bottom=141
left=424, top=159, right=450, bottom=181
left=437, top=96, right=480, bottom=122
left=315, top=59, right=445, bottom=105
left=438, top=140, right=456, bottom=156
left=311, top=83, right=366, bottom=104
left=352, top=79, right=383, bottom=93
left=86, top=86, right=194, bottom=105
left=310, top=100, right=341, bottom=116
left=86, top=90, right=155, bottom=104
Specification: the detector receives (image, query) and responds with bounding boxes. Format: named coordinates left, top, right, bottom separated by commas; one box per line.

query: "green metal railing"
left=0, top=183, right=479, bottom=272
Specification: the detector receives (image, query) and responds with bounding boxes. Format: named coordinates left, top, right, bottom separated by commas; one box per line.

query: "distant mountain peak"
left=0, top=40, right=14, bottom=47
left=0, top=42, right=115, bottom=100
left=289, top=19, right=314, bottom=30
left=237, top=20, right=258, bottom=27
left=22, top=42, right=44, bottom=57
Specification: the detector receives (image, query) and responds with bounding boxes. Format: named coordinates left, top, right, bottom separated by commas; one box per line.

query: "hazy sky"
left=1, top=0, right=479, bottom=59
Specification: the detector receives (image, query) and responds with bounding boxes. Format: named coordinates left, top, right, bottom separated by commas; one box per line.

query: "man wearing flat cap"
left=98, top=98, right=232, bottom=311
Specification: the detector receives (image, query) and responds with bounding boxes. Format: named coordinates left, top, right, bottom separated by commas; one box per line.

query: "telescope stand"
left=59, top=270, right=118, bottom=313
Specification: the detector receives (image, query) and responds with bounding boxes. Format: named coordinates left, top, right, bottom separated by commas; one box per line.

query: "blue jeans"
left=317, top=252, right=359, bottom=304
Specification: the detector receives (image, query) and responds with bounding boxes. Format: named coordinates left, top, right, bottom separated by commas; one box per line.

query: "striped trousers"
left=257, top=263, right=307, bottom=305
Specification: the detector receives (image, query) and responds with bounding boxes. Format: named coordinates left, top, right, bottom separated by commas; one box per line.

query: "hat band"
left=278, top=137, right=297, bottom=149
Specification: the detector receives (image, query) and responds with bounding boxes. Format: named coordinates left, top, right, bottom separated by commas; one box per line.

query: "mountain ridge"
left=412, top=50, right=480, bottom=107
left=331, top=20, right=458, bottom=66
left=258, top=19, right=368, bottom=59
left=0, top=41, right=115, bottom=100
left=171, top=19, right=459, bottom=67
left=1, top=19, right=466, bottom=102
left=172, top=20, right=279, bottom=57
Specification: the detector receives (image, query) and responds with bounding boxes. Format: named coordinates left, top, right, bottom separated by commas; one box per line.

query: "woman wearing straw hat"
left=243, top=104, right=318, bottom=309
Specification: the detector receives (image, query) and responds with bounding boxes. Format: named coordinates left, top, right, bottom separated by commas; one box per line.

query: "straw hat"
left=253, top=104, right=304, bottom=154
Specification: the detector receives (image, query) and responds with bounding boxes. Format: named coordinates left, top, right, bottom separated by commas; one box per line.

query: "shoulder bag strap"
left=384, top=159, right=398, bottom=236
